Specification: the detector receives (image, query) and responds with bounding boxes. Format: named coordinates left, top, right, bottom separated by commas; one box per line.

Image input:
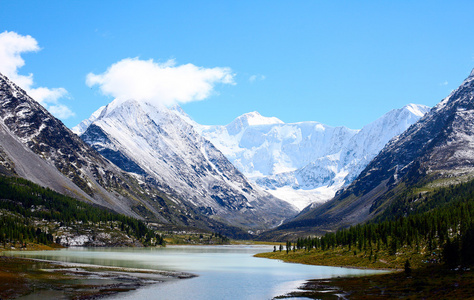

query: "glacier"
left=183, top=104, right=430, bottom=210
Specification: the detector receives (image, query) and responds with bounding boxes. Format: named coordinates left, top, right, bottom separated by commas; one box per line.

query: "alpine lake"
left=7, top=245, right=386, bottom=299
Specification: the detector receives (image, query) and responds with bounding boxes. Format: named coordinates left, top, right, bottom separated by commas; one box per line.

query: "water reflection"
left=10, top=245, right=386, bottom=299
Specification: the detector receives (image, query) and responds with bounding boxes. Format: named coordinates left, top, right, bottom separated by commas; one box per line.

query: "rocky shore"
left=0, top=256, right=196, bottom=299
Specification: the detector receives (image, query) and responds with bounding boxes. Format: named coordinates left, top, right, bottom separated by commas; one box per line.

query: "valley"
left=1, top=53, right=474, bottom=300
left=1, top=3, right=474, bottom=299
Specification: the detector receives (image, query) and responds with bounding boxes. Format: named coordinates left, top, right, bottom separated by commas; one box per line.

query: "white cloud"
left=86, top=57, right=235, bottom=107
left=47, top=104, right=75, bottom=119
left=440, top=80, right=448, bottom=86
left=28, top=87, right=73, bottom=118
left=28, top=86, right=68, bottom=104
left=249, top=74, right=266, bottom=83
left=0, top=31, right=39, bottom=88
left=0, top=31, right=73, bottom=119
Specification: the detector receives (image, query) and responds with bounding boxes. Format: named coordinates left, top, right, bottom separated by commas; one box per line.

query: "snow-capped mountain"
left=0, top=72, right=275, bottom=238
left=72, top=105, right=106, bottom=135
left=281, top=68, right=474, bottom=234
left=76, top=99, right=297, bottom=230
left=188, top=104, right=429, bottom=210
left=0, top=72, right=173, bottom=221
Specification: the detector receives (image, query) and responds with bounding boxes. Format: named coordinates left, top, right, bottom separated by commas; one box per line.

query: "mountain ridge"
left=189, top=103, right=429, bottom=210
left=0, top=72, right=262, bottom=238
left=275, top=68, right=474, bottom=236
left=78, top=99, right=297, bottom=231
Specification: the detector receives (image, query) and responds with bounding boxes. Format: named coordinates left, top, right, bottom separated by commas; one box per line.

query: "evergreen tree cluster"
left=379, top=179, right=474, bottom=221
left=291, top=179, right=474, bottom=267
left=0, top=214, right=53, bottom=247
left=0, top=176, right=164, bottom=247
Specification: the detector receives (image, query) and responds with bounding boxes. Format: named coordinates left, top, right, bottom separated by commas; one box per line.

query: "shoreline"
left=256, top=252, right=400, bottom=271
left=274, top=265, right=474, bottom=299
left=0, top=255, right=196, bottom=299
left=255, top=250, right=474, bottom=299
left=254, top=250, right=403, bottom=270
left=22, top=257, right=197, bottom=279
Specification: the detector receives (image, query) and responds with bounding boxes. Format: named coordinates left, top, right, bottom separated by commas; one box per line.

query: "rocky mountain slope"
left=0, top=72, right=268, bottom=238
left=0, top=73, right=137, bottom=217
left=277, top=68, right=474, bottom=235
left=189, top=105, right=429, bottom=210
left=75, top=99, right=297, bottom=231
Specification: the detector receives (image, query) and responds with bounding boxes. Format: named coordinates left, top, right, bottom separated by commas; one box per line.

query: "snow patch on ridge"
left=72, top=105, right=106, bottom=135
left=267, top=184, right=343, bottom=211
left=406, top=103, right=430, bottom=117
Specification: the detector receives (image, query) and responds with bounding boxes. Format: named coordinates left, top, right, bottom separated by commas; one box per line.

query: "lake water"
left=10, top=245, right=386, bottom=299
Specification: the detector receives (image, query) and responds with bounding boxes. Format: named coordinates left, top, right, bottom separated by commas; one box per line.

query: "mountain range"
left=184, top=104, right=429, bottom=210
left=0, top=72, right=292, bottom=238
left=4, top=66, right=474, bottom=241
left=272, top=68, right=474, bottom=237
left=71, top=83, right=431, bottom=227
left=73, top=99, right=297, bottom=231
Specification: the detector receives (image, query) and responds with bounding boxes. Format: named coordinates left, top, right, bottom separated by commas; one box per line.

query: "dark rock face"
left=82, top=124, right=147, bottom=176
left=347, top=70, right=474, bottom=194
left=280, top=69, right=474, bottom=233
left=0, top=73, right=125, bottom=200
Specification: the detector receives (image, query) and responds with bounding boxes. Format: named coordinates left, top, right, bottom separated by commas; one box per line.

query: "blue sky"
left=1, top=1, right=474, bottom=129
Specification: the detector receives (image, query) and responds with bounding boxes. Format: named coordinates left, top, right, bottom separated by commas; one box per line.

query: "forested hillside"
left=0, top=176, right=164, bottom=248
left=273, top=179, right=474, bottom=268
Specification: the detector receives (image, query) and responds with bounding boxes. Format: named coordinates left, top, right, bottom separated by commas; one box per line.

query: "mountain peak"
left=238, top=111, right=284, bottom=126
left=403, top=103, right=431, bottom=117
left=72, top=105, right=106, bottom=135
left=226, top=111, right=283, bottom=135
left=470, top=68, right=474, bottom=78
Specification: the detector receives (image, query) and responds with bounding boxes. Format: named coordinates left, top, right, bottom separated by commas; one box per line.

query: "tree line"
left=287, top=179, right=474, bottom=267
left=0, top=175, right=164, bottom=247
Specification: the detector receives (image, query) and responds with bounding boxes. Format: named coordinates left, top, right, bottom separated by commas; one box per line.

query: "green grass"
left=257, top=245, right=474, bottom=299
left=255, top=244, right=438, bottom=270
